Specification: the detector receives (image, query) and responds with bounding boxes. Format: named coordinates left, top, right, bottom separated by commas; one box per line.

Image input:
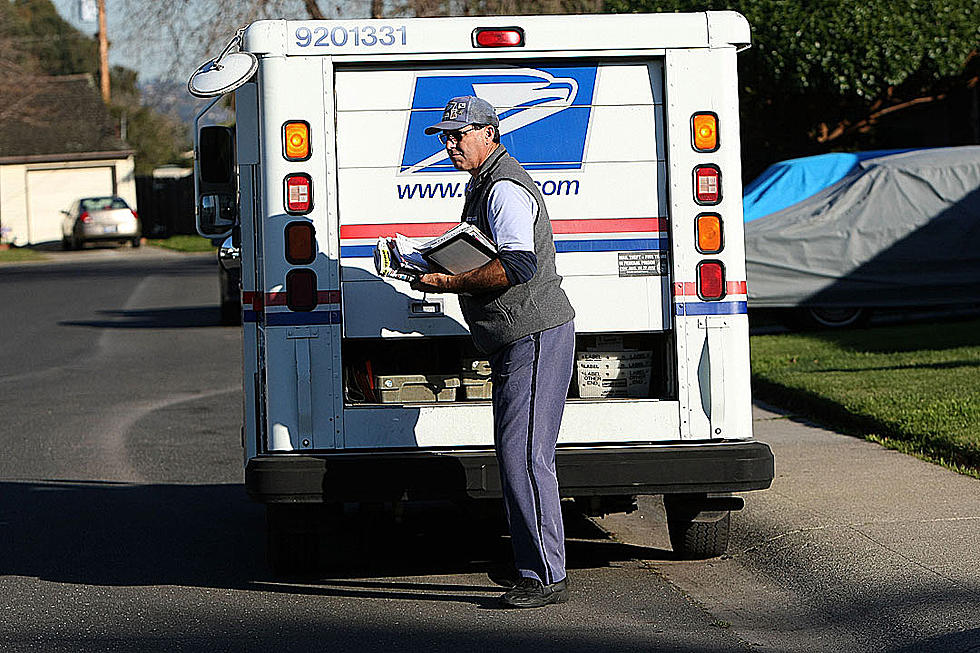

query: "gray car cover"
left=744, top=146, right=980, bottom=308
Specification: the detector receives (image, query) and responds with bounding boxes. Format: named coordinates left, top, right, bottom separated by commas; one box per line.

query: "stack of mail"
left=374, top=223, right=497, bottom=282
left=374, top=234, right=431, bottom=281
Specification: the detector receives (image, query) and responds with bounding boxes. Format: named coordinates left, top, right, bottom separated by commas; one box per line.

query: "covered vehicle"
left=61, top=196, right=141, bottom=249
left=744, top=147, right=980, bottom=327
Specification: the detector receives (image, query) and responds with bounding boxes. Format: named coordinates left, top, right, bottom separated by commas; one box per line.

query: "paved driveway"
left=598, top=404, right=980, bottom=652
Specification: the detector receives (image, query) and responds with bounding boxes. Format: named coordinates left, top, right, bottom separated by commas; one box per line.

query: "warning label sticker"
left=618, top=251, right=667, bottom=277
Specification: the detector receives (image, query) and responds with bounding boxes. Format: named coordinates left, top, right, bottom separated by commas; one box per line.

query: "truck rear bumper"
left=245, top=440, right=774, bottom=503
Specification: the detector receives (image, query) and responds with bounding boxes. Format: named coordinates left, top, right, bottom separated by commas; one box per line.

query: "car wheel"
left=61, top=236, right=71, bottom=251
left=800, top=307, right=871, bottom=329
left=131, top=238, right=141, bottom=248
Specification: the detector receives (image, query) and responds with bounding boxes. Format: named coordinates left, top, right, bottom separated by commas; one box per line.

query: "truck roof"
left=242, top=11, right=750, bottom=59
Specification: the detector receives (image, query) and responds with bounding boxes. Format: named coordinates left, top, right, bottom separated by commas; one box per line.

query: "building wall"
left=0, top=155, right=137, bottom=246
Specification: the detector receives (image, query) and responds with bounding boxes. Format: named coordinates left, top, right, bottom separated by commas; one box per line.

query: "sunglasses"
left=438, top=125, right=482, bottom=145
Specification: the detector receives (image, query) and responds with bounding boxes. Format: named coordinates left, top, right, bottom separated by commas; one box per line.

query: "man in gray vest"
left=412, top=96, right=576, bottom=608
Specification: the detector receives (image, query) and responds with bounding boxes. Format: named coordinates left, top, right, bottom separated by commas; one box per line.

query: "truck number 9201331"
left=295, top=25, right=408, bottom=48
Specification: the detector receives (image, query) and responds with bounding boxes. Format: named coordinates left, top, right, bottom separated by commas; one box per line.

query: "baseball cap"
left=424, top=95, right=499, bottom=135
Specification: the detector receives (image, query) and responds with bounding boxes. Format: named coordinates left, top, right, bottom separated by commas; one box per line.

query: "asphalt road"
left=3, top=249, right=977, bottom=653
left=0, top=251, right=749, bottom=652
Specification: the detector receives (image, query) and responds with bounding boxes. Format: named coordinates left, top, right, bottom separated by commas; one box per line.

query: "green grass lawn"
left=0, top=248, right=47, bottom=263
left=751, top=317, right=980, bottom=477
left=146, top=235, right=217, bottom=252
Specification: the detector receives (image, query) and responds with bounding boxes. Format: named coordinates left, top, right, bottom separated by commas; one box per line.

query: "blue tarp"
left=742, top=149, right=918, bottom=222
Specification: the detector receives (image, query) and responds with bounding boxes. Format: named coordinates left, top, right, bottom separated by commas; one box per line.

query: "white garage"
left=0, top=73, right=137, bottom=247
left=0, top=154, right=136, bottom=246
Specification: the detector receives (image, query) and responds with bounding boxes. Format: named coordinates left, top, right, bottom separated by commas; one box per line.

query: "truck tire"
left=220, top=300, right=241, bottom=326
left=266, top=504, right=320, bottom=575
left=664, top=495, right=731, bottom=559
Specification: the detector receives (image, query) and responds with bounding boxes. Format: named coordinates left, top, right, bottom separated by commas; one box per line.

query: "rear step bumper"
left=245, top=440, right=774, bottom=503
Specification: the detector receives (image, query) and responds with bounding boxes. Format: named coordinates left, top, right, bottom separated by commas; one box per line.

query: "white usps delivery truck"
left=189, top=11, right=773, bottom=571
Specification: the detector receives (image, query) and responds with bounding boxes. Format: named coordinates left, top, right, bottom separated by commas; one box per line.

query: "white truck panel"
left=343, top=400, right=681, bottom=449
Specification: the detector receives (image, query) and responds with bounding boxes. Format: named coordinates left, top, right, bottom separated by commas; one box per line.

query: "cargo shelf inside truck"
left=342, top=332, right=677, bottom=406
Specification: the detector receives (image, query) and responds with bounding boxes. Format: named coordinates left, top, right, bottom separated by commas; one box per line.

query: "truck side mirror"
left=196, top=125, right=237, bottom=238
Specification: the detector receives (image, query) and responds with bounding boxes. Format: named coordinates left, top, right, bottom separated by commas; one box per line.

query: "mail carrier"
left=189, top=11, right=774, bottom=570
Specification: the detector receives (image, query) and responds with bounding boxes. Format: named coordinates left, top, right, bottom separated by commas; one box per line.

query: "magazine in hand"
left=374, top=223, right=497, bottom=281
left=374, top=234, right=430, bottom=281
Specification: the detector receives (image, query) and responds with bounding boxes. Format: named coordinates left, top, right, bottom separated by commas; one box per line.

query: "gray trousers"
left=489, top=320, right=575, bottom=584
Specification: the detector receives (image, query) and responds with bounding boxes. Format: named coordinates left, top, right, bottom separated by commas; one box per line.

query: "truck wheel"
left=266, top=504, right=320, bottom=576
left=664, top=496, right=731, bottom=559
left=220, top=300, right=241, bottom=326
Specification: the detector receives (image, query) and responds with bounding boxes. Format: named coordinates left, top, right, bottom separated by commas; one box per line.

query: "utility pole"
left=97, top=0, right=109, bottom=104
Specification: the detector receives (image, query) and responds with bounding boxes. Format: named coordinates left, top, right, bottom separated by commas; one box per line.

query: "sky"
left=50, top=0, right=375, bottom=83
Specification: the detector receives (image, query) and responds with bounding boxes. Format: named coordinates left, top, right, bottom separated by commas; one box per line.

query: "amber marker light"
left=692, top=112, right=719, bottom=152
left=283, top=121, right=310, bottom=161
left=285, top=221, right=316, bottom=265
left=696, top=213, right=723, bottom=254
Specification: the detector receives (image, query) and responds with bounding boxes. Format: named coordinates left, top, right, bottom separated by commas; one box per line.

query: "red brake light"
left=79, top=211, right=90, bottom=223
left=698, top=261, right=725, bottom=300
left=286, top=269, right=317, bottom=312
left=473, top=28, right=524, bottom=48
left=694, top=165, right=721, bottom=205
left=131, top=210, right=139, bottom=220
left=284, top=174, right=313, bottom=214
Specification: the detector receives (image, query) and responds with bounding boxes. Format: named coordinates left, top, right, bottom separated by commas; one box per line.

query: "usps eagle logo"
left=399, top=67, right=598, bottom=174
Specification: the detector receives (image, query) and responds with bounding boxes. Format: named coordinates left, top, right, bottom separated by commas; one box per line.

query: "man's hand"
left=410, top=273, right=453, bottom=293
left=409, top=259, right=511, bottom=295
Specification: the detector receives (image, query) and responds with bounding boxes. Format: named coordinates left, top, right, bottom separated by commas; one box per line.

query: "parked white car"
left=61, top=196, right=141, bottom=249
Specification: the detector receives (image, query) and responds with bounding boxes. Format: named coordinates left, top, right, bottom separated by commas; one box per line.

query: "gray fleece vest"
left=458, top=146, right=575, bottom=354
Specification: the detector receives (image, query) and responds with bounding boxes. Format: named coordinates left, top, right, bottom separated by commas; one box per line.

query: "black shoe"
left=487, top=563, right=519, bottom=588
left=499, top=577, right=568, bottom=608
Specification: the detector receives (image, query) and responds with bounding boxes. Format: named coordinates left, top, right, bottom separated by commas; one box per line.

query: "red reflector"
left=473, top=27, right=524, bottom=48
left=284, top=174, right=313, bottom=214
left=285, top=221, right=316, bottom=265
left=286, top=269, right=317, bottom=312
left=79, top=211, right=90, bottom=223
left=694, top=165, right=722, bottom=204
left=698, top=261, right=726, bottom=300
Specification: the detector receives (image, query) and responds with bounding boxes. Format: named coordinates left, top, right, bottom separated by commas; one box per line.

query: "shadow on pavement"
left=59, top=306, right=226, bottom=329
left=0, top=480, right=668, bottom=595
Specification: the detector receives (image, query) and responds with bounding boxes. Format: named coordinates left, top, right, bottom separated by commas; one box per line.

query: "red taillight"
left=79, top=211, right=90, bottom=223
left=694, top=165, right=721, bottom=204
left=286, top=269, right=317, bottom=312
left=284, top=174, right=313, bottom=214
left=285, top=221, right=316, bottom=265
left=473, top=27, right=524, bottom=48
left=131, top=210, right=139, bottom=220
left=698, top=261, right=726, bottom=300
